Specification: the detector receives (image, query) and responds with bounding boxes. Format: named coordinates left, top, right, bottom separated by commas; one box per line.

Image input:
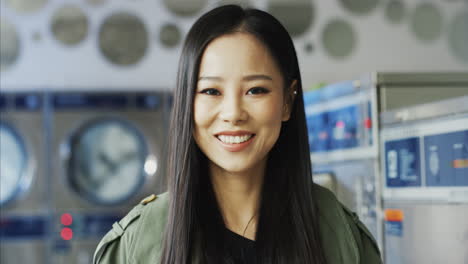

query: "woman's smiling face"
left=193, top=32, right=292, bottom=174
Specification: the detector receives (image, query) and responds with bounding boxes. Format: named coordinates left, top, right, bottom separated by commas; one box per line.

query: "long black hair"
left=161, top=5, right=327, bottom=264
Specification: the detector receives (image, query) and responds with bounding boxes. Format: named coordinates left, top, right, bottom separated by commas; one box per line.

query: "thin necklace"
left=242, top=212, right=258, bottom=237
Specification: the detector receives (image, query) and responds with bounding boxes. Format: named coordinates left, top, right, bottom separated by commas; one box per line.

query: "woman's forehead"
left=198, top=33, right=282, bottom=80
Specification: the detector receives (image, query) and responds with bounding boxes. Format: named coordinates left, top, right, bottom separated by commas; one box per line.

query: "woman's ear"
left=282, top=79, right=298, bottom=121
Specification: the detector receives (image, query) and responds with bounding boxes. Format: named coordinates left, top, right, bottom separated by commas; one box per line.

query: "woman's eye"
left=200, top=88, right=221, bottom=96
left=247, top=87, right=269, bottom=95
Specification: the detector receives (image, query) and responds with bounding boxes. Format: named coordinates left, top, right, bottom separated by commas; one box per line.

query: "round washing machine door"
left=0, top=122, right=31, bottom=206
left=67, top=118, right=150, bottom=205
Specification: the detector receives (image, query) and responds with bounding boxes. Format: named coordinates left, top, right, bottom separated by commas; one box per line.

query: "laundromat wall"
left=1, top=1, right=468, bottom=264
left=1, top=0, right=467, bottom=90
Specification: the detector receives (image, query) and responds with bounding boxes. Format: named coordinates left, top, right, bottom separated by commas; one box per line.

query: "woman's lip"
left=215, top=130, right=254, bottom=136
left=215, top=135, right=255, bottom=152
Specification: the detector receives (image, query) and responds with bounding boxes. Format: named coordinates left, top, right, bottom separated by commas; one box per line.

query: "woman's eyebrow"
left=198, top=74, right=273, bottom=81
left=243, top=74, right=273, bottom=81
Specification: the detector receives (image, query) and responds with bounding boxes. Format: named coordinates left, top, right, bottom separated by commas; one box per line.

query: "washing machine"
left=0, top=92, right=50, bottom=264
left=380, top=95, right=468, bottom=264
left=48, top=90, right=170, bottom=264
left=304, top=80, right=382, bottom=247
left=305, top=72, right=468, bottom=255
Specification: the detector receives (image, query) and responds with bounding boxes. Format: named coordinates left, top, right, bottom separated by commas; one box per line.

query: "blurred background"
left=0, top=0, right=467, bottom=263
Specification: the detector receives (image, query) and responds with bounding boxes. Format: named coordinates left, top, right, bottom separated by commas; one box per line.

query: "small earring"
left=293, top=90, right=297, bottom=95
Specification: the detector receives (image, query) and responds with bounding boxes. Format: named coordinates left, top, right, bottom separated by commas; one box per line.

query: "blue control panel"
left=15, top=94, right=43, bottom=110
left=384, top=129, right=468, bottom=188
left=52, top=213, right=122, bottom=253
left=135, top=93, right=162, bottom=110
left=305, top=103, right=373, bottom=152
left=52, top=93, right=129, bottom=109
left=80, top=214, right=122, bottom=238
left=55, top=213, right=122, bottom=239
left=384, top=137, right=421, bottom=187
left=329, top=105, right=359, bottom=150
left=0, top=94, right=7, bottom=110
left=304, top=83, right=373, bottom=153
left=306, top=112, right=329, bottom=152
left=425, top=130, right=468, bottom=187
left=0, top=94, right=43, bottom=111
left=0, top=216, right=48, bottom=239
left=52, top=92, right=163, bottom=110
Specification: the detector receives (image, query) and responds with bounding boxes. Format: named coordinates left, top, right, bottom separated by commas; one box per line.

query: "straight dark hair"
left=161, top=5, right=327, bottom=264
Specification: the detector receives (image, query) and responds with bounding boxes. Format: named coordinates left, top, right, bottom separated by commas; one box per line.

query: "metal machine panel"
left=376, top=72, right=468, bottom=112
left=381, top=114, right=468, bottom=202
left=383, top=203, right=468, bottom=264
left=314, top=159, right=380, bottom=241
left=384, top=137, right=421, bottom=188
left=0, top=93, right=49, bottom=264
left=49, top=91, right=170, bottom=264
left=381, top=96, right=468, bottom=264
left=425, top=130, right=468, bottom=187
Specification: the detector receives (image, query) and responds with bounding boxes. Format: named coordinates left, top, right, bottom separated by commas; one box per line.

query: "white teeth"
left=217, top=134, right=253, bottom=144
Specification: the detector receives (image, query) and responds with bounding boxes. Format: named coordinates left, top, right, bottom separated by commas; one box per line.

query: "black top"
left=224, top=228, right=256, bottom=264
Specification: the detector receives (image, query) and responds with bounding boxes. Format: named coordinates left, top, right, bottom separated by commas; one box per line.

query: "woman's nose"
left=219, top=94, right=248, bottom=124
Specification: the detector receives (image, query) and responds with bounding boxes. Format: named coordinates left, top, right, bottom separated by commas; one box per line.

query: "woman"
left=94, top=5, right=382, bottom=264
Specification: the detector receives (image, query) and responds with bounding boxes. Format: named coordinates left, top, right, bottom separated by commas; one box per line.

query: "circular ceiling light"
left=267, top=0, right=315, bottom=38
left=51, top=5, right=89, bottom=46
left=322, top=19, right=356, bottom=59
left=385, top=0, right=405, bottom=24
left=0, top=18, right=21, bottom=71
left=99, top=12, right=149, bottom=66
left=339, top=0, right=379, bottom=15
left=163, top=0, right=208, bottom=17
left=410, top=3, right=443, bottom=43
left=448, top=10, right=468, bottom=63
left=159, top=23, right=182, bottom=48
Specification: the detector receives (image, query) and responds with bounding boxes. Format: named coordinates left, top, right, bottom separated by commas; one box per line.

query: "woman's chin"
left=208, top=157, right=267, bottom=177
left=214, top=163, right=253, bottom=174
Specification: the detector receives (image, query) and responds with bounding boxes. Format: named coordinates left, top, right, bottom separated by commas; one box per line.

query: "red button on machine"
left=60, top=213, right=73, bottom=226
left=61, top=227, right=73, bottom=241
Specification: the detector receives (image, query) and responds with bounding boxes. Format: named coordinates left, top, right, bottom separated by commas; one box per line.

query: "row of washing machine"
left=305, top=72, right=468, bottom=264
left=0, top=90, right=172, bottom=264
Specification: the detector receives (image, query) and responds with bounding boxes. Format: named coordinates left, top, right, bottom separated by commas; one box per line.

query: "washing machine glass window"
left=67, top=118, right=150, bottom=205
left=0, top=122, right=31, bottom=206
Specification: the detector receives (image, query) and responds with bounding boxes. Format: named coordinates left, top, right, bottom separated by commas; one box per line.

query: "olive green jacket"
left=93, top=185, right=382, bottom=264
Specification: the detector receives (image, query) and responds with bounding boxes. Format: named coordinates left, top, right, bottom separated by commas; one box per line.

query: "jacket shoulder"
left=341, top=205, right=383, bottom=264
left=93, top=192, right=169, bottom=264
left=313, top=184, right=360, bottom=263
left=313, top=184, right=382, bottom=264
